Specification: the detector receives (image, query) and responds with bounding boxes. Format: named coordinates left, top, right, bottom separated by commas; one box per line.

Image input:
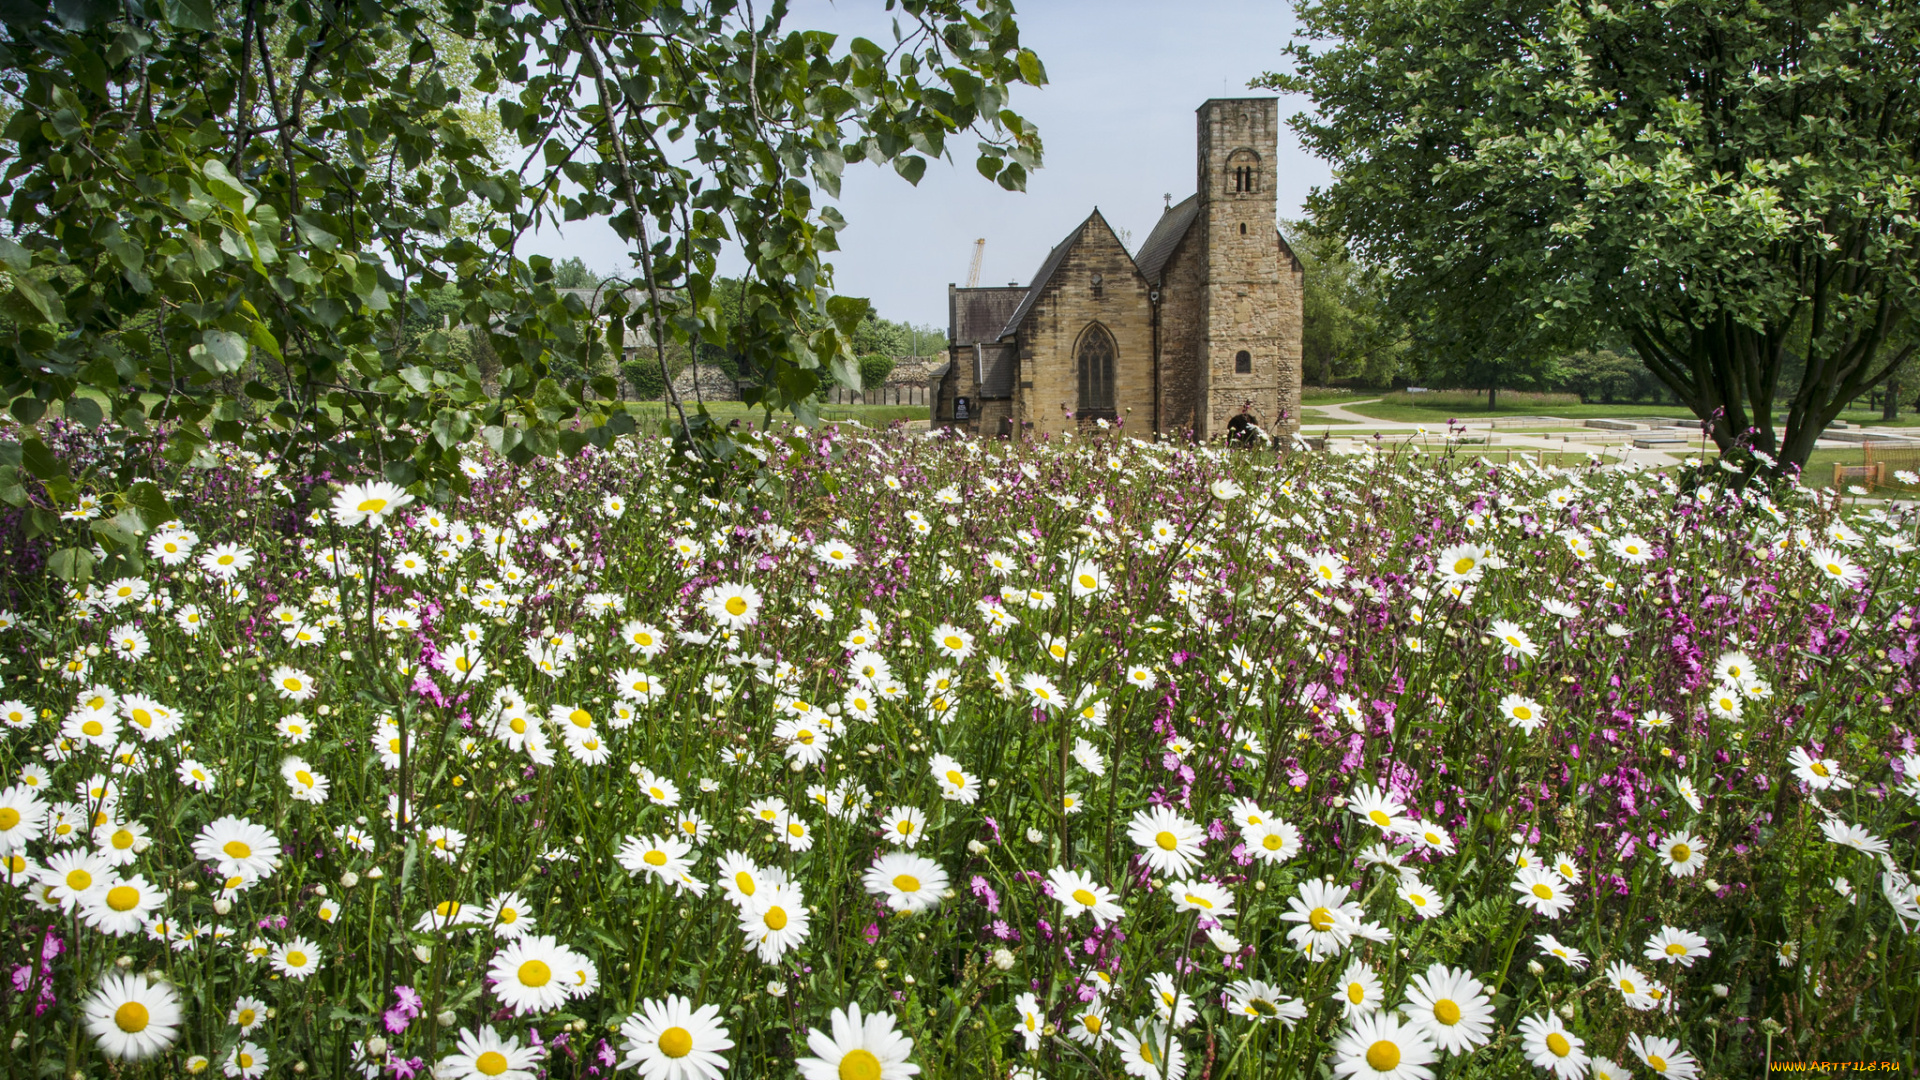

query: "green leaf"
left=66, top=395, right=103, bottom=429
left=47, top=546, right=96, bottom=583
left=1017, top=48, right=1047, bottom=86
left=293, top=215, right=340, bottom=252
left=127, top=481, right=173, bottom=526
left=19, top=437, right=65, bottom=481
left=830, top=353, right=861, bottom=392
left=825, top=294, right=872, bottom=334
left=91, top=511, right=146, bottom=549
left=0, top=237, right=29, bottom=272
left=200, top=159, right=255, bottom=215
left=190, top=329, right=249, bottom=374
left=893, top=153, right=927, bottom=185
left=162, top=0, right=215, bottom=31
left=13, top=275, right=66, bottom=325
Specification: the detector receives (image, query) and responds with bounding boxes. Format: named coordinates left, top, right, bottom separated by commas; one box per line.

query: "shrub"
left=858, top=353, right=896, bottom=391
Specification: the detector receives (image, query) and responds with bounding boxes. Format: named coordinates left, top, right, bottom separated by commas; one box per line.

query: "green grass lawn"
left=1339, top=398, right=1920, bottom=429
left=1301, top=387, right=1371, bottom=404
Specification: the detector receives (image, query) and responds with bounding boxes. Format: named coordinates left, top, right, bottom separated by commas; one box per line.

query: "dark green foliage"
left=858, top=354, right=897, bottom=391
left=1267, top=0, right=1920, bottom=472
left=0, top=0, right=1045, bottom=579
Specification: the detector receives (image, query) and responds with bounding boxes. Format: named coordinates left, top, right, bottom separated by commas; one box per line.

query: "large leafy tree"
left=0, top=0, right=1042, bottom=578
left=1265, top=0, right=1920, bottom=473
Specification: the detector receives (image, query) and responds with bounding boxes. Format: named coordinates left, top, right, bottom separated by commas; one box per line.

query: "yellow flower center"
left=838, top=1049, right=882, bottom=1080
left=1155, top=831, right=1179, bottom=851
left=1546, top=1032, right=1572, bottom=1058
left=1347, top=982, right=1365, bottom=1004
left=568, top=709, right=592, bottom=729
left=1186, top=893, right=1212, bottom=909
left=1453, top=557, right=1475, bottom=574
left=82, top=720, right=103, bottom=737
left=510, top=718, right=527, bottom=734
left=518, top=960, right=552, bottom=987
left=1811, top=761, right=1830, bottom=777
left=1666, top=942, right=1687, bottom=956
left=1366, top=1041, right=1401, bottom=1071
left=238, top=1009, right=256, bottom=1026
left=896, top=821, right=915, bottom=835
left=1648, top=1054, right=1668, bottom=1072
left=787, top=823, right=805, bottom=838
left=65, top=869, right=92, bottom=891
left=285, top=950, right=307, bottom=968
left=1433, top=998, right=1461, bottom=1025
left=1670, top=844, right=1691, bottom=862
left=893, top=874, right=921, bottom=893
left=115, top=1001, right=150, bottom=1033
left=1071, top=888, right=1098, bottom=907
left=1367, top=809, right=1391, bottom=827
left=225, top=840, right=252, bottom=860
left=357, top=497, right=388, bottom=513
left=1078, top=574, right=1097, bottom=589
left=658, top=1026, right=694, bottom=1058
left=0, top=809, right=16, bottom=830
left=295, top=771, right=314, bottom=787
left=106, top=885, right=140, bottom=912
left=1263, top=834, right=1284, bottom=851
left=644, top=850, right=668, bottom=867
left=1308, top=906, right=1335, bottom=932
left=945, top=770, right=964, bottom=787
left=1531, top=883, right=1554, bottom=900
left=763, top=906, right=788, bottom=931
left=736, top=872, right=756, bottom=896
left=475, top=1051, right=510, bottom=1076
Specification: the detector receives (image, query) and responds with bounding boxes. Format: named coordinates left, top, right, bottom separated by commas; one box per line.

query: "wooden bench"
left=1833, top=462, right=1885, bottom=489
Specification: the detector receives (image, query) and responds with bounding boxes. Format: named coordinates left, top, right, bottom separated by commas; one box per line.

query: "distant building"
left=935, top=98, right=1303, bottom=441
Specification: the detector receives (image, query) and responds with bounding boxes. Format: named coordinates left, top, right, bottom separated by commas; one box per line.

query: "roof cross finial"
left=1163, top=193, right=1172, bottom=210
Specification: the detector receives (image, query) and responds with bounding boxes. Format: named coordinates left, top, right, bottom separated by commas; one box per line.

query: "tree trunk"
left=1885, top=371, right=1900, bottom=422
left=1487, top=386, right=1497, bottom=410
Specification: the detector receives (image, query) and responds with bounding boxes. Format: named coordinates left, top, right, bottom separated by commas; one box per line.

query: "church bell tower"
left=1194, top=99, right=1294, bottom=441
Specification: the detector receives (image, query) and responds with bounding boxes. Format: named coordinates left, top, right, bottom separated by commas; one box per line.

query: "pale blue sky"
left=518, top=1, right=1328, bottom=330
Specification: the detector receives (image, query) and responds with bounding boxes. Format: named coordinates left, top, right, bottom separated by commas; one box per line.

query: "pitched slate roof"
left=948, top=286, right=1027, bottom=346
left=1133, top=195, right=1200, bottom=285
left=997, top=217, right=1089, bottom=340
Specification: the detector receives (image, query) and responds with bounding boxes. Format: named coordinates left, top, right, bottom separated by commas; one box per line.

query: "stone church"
left=934, top=98, right=1303, bottom=441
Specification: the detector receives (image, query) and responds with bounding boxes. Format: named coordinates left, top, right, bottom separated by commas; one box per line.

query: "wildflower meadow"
left=2, top=420, right=1916, bottom=1079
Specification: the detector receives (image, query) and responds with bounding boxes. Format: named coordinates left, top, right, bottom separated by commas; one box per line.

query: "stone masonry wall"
left=1014, top=213, right=1156, bottom=440
left=1157, top=227, right=1206, bottom=437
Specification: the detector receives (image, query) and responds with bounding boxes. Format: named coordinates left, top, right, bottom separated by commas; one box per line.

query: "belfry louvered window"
left=1077, top=324, right=1116, bottom=417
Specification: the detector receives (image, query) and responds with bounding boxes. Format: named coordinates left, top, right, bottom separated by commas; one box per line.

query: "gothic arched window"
left=1076, top=323, right=1116, bottom=417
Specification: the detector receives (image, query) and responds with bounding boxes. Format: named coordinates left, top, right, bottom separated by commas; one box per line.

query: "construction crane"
left=965, top=238, right=986, bottom=287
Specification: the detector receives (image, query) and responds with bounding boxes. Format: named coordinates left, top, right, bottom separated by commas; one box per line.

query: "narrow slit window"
left=1235, top=349, right=1252, bottom=374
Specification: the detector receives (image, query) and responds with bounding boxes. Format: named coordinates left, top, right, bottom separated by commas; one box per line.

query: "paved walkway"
left=1300, top=400, right=1698, bottom=466
left=1299, top=398, right=1426, bottom=429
